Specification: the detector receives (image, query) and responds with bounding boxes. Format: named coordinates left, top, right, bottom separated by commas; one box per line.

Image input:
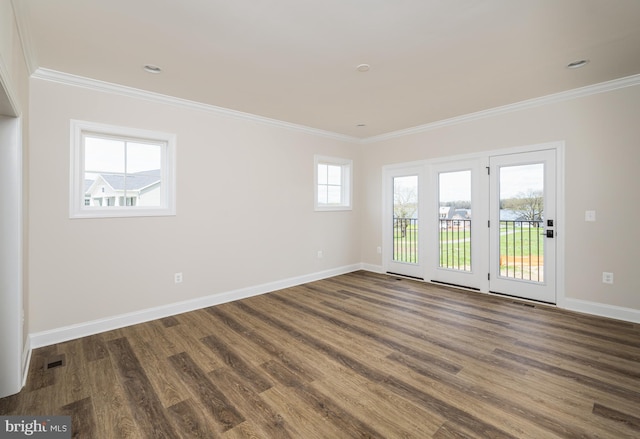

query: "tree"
left=503, top=190, right=543, bottom=221
left=394, top=185, right=417, bottom=238
left=442, top=200, right=471, bottom=209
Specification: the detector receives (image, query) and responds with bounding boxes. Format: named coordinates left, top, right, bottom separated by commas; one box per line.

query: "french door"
left=428, top=159, right=486, bottom=290
left=382, top=164, right=426, bottom=279
left=489, top=150, right=557, bottom=303
left=383, top=146, right=559, bottom=304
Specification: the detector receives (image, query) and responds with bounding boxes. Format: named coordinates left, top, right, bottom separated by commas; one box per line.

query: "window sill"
left=314, top=205, right=352, bottom=212
left=70, top=207, right=176, bottom=219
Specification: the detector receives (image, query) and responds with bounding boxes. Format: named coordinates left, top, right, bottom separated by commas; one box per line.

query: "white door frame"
left=0, top=66, right=25, bottom=397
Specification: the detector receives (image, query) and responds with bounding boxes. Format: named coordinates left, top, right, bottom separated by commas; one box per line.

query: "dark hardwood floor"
left=2, top=271, right=639, bottom=438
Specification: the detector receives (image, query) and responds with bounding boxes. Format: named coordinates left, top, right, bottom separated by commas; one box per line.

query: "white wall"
left=28, top=77, right=361, bottom=334
left=360, top=83, right=640, bottom=316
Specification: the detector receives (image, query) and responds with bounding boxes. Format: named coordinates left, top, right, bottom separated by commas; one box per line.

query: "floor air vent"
left=386, top=272, right=424, bottom=281
left=512, top=301, right=536, bottom=308
left=45, top=354, right=66, bottom=370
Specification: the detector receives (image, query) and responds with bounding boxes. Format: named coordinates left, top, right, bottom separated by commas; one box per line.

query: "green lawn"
left=439, top=228, right=471, bottom=270
left=499, top=223, right=544, bottom=257
left=393, top=224, right=419, bottom=263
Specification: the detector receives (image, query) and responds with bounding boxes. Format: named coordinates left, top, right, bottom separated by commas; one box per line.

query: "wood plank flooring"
left=2, top=271, right=639, bottom=438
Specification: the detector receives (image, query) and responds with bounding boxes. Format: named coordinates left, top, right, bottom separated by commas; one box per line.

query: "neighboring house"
left=84, top=170, right=161, bottom=207
left=500, top=209, right=527, bottom=222
left=439, top=207, right=471, bottom=229
left=453, top=209, right=471, bottom=220
left=499, top=209, right=544, bottom=227
left=439, top=207, right=471, bottom=220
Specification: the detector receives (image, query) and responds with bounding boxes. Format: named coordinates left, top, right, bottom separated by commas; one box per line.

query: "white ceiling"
left=15, top=0, right=640, bottom=138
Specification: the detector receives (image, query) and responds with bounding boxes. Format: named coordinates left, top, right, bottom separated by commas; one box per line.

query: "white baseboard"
left=29, top=264, right=362, bottom=349
left=360, top=263, right=384, bottom=274
left=562, top=298, right=640, bottom=324
left=21, top=337, right=31, bottom=388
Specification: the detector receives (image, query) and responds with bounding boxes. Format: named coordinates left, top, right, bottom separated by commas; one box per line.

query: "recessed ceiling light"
left=356, top=64, right=370, bottom=72
left=356, top=123, right=366, bottom=127
left=143, top=64, right=162, bottom=74
left=566, top=59, right=589, bottom=69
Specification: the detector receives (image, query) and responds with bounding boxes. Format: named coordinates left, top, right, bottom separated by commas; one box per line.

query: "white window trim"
left=70, top=120, right=176, bottom=219
left=314, top=155, right=352, bottom=211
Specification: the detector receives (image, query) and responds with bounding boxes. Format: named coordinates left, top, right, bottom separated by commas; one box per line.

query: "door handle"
left=546, top=230, right=554, bottom=238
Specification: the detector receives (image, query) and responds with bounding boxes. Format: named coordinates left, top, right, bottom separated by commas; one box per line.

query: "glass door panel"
left=393, top=176, right=419, bottom=264
left=499, top=163, right=545, bottom=282
left=439, top=170, right=472, bottom=272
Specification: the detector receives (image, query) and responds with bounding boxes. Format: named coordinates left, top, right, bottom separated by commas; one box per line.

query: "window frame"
left=70, top=120, right=176, bottom=219
left=314, top=155, right=352, bottom=211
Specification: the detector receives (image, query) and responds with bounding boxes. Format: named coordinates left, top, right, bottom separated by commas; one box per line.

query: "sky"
left=394, top=164, right=545, bottom=203
left=439, top=170, right=471, bottom=202
left=84, top=136, right=161, bottom=179
left=439, top=164, right=544, bottom=201
left=498, top=163, right=544, bottom=199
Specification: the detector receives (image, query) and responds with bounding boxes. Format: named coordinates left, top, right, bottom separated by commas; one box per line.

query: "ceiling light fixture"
left=356, top=64, right=370, bottom=72
left=566, top=59, right=589, bottom=69
left=356, top=123, right=366, bottom=127
left=143, top=64, right=162, bottom=74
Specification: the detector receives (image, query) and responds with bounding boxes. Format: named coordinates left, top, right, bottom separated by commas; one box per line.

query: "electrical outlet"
left=377, top=246, right=382, bottom=254
left=174, top=272, right=183, bottom=284
left=602, top=272, right=613, bottom=284
left=317, top=251, right=323, bottom=259
left=585, top=210, right=596, bottom=222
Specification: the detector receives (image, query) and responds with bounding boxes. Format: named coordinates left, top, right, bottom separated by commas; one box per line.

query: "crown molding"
left=0, top=52, right=22, bottom=117
left=31, top=67, right=640, bottom=145
left=31, top=68, right=361, bottom=144
left=362, top=73, right=640, bottom=144
left=11, top=0, right=38, bottom=74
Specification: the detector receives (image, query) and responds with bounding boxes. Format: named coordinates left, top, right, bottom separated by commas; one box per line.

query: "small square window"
left=314, top=155, right=352, bottom=211
left=70, top=120, right=176, bottom=218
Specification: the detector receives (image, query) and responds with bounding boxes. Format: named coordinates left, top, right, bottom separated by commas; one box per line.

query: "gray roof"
left=500, top=209, right=531, bottom=221
left=97, top=170, right=161, bottom=191
left=84, top=179, right=94, bottom=193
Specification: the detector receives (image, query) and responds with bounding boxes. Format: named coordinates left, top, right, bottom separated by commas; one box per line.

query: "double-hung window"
left=314, top=155, right=352, bottom=211
left=70, top=120, right=176, bottom=218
